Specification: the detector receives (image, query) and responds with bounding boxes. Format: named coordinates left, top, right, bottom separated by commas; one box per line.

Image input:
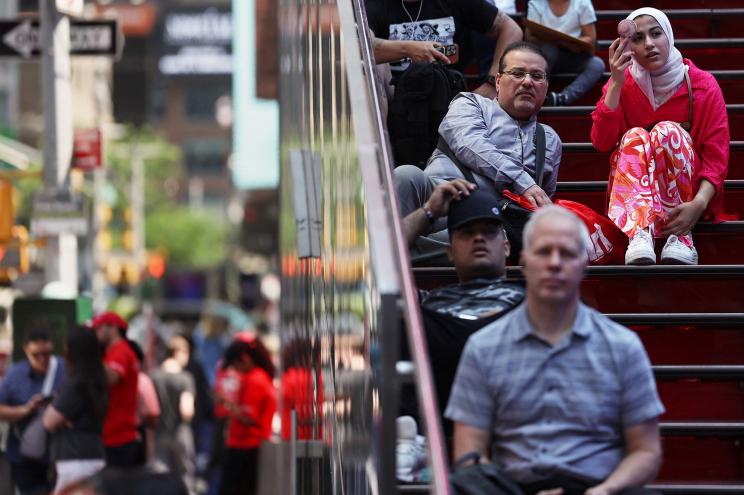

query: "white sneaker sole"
left=625, top=252, right=656, bottom=265
left=660, top=253, right=698, bottom=265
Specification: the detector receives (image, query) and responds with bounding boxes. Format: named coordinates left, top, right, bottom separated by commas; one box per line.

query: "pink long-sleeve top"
left=591, top=59, right=735, bottom=223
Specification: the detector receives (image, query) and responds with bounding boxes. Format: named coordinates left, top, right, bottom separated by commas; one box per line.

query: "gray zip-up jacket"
left=425, top=92, right=562, bottom=196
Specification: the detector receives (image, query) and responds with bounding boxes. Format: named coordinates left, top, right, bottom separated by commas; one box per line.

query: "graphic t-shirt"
left=365, top=0, right=499, bottom=72
left=400, top=279, right=525, bottom=434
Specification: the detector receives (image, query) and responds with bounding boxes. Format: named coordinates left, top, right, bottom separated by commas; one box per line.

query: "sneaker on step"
left=544, top=91, right=566, bottom=107
left=660, top=235, right=698, bottom=265
left=625, top=228, right=655, bottom=265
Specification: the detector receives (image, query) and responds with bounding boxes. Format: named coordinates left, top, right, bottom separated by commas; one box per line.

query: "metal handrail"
left=336, top=0, right=451, bottom=493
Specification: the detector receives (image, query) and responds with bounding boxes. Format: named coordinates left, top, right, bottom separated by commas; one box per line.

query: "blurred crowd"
left=0, top=309, right=278, bottom=495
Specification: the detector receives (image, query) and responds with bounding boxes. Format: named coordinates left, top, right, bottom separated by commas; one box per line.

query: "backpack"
left=387, top=62, right=467, bottom=169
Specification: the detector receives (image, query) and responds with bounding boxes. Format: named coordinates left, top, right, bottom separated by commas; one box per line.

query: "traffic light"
left=0, top=179, right=13, bottom=242
left=122, top=207, right=134, bottom=251
left=96, top=204, right=113, bottom=252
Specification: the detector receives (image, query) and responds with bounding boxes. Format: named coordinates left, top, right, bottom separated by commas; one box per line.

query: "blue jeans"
left=540, top=43, right=605, bottom=104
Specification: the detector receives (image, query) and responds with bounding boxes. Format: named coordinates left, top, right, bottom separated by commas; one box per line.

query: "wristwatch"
left=422, top=205, right=436, bottom=224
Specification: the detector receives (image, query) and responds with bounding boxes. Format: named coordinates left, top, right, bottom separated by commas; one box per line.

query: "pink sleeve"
left=694, top=75, right=729, bottom=199
left=591, top=78, right=628, bottom=152
left=138, top=373, right=161, bottom=417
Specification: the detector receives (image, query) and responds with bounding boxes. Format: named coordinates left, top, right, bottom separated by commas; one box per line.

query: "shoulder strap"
left=534, top=123, right=546, bottom=188
left=437, top=123, right=547, bottom=188
left=436, top=136, right=476, bottom=183
left=42, top=356, right=58, bottom=396
left=681, top=67, right=693, bottom=131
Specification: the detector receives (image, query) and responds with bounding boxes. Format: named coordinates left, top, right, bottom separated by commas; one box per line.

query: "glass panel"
left=278, top=0, right=378, bottom=492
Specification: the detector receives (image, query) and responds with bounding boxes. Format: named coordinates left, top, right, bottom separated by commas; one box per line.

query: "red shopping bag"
left=555, top=199, right=628, bottom=265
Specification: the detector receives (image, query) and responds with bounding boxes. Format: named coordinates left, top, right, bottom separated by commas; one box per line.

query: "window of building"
left=183, top=138, right=230, bottom=175
left=185, top=84, right=230, bottom=122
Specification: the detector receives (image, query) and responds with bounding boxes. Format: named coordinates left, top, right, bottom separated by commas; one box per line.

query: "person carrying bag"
left=17, top=356, right=58, bottom=461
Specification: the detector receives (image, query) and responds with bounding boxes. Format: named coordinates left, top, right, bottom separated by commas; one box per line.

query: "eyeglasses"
left=29, top=350, right=52, bottom=359
left=500, top=69, right=549, bottom=83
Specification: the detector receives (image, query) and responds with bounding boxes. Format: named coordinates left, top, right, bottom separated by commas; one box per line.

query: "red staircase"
left=407, top=3, right=744, bottom=493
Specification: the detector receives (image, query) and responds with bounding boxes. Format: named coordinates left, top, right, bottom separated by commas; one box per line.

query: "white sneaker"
left=625, top=228, right=656, bottom=265
left=660, top=235, right=699, bottom=265
left=396, top=416, right=428, bottom=482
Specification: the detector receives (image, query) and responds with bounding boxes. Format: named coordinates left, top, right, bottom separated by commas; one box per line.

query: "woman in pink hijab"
left=591, top=7, right=734, bottom=265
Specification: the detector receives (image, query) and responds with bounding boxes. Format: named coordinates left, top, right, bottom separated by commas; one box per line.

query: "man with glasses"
left=0, top=328, right=65, bottom=495
left=395, top=41, right=562, bottom=255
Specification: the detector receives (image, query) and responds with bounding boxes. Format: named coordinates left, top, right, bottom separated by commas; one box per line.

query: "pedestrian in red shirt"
left=217, top=337, right=276, bottom=495
left=90, top=311, right=142, bottom=468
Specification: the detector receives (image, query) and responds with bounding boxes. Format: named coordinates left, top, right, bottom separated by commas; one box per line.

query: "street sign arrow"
left=0, top=18, right=124, bottom=59
left=2, top=19, right=36, bottom=59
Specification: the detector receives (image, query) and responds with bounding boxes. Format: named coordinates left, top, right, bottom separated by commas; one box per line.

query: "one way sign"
left=0, top=19, right=123, bottom=59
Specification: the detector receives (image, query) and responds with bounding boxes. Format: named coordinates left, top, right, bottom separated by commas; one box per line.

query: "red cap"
left=89, top=311, right=128, bottom=332
left=234, top=331, right=256, bottom=344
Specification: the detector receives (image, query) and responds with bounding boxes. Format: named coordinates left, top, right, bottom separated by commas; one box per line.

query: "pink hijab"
left=627, top=7, right=686, bottom=110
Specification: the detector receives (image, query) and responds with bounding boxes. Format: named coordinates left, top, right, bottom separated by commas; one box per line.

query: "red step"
left=658, top=381, right=744, bottom=420
left=414, top=266, right=744, bottom=313
left=552, top=72, right=744, bottom=107
left=580, top=266, right=744, bottom=313
left=658, top=437, right=744, bottom=481
left=595, top=42, right=744, bottom=70
left=636, top=324, right=744, bottom=365
left=594, top=10, right=744, bottom=40
left=593, top=0, right=744, bottom=11
left=539, top=105, right=744, bottom=142
left=558, top=142, right=744, bottom=182
left=553, top=180, right=744, bottom=218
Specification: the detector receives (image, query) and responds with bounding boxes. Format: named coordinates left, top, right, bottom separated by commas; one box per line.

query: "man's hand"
left=473, top=82, right=498, bottom=100
left=405, top=41, right=451, bottom=64
left=523, top=185, right=552, bottom=208
left=658, top=197, right=706, bottom=236
left=425, top=179, right=477, bottom=218
left=23, top=394, right=45, bottom=416
left=585, top=485, right=612, bottom=495
left=536, top=489, right=564, bottom=495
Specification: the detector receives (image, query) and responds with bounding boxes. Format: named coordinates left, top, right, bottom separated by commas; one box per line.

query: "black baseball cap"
left=447, top=189, right=504, bottom=233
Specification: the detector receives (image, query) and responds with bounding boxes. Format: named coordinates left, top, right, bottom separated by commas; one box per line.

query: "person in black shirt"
left=43, top=326, right=108, bottom=494
left=366, top=0, right=522, bottom=98
left=399, top=183, right=525, bottom=434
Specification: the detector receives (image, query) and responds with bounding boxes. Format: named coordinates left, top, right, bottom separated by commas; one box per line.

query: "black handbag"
left=449, top=452, right=523, bottom=495
left=436, top=124, right=546, bottom=261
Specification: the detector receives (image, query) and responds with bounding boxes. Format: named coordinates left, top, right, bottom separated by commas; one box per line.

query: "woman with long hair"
left=591, top=7, right=734, bottom=265
left=43, top=326, right=109, bottom=492
left=217, top=336, right=276, bottom=495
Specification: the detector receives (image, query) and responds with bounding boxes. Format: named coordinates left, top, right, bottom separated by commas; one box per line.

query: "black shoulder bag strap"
left=533, top=122, right=546, bottom=189
left=680, top=67, right=693, bottom=132
left=436, top=122, right=547, bottom=189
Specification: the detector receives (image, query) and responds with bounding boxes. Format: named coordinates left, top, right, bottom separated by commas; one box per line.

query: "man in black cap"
left=399, top=182, right=524, bottom=434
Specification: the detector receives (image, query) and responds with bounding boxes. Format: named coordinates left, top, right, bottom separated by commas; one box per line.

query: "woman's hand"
left=608, top=37, right=632, bottom=86
left=659, top=197, right=706, bottom=236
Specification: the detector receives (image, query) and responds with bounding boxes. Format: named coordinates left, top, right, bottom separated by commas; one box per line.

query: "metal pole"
left=131, top=148, right=145, bottom=267
left=91, top=168, right=106, bottom=310
left=40, top=0, right=77, bottom=294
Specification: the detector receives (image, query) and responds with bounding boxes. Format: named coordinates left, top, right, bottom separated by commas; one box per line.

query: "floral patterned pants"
left=607, top=121, right=695, bottom=245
